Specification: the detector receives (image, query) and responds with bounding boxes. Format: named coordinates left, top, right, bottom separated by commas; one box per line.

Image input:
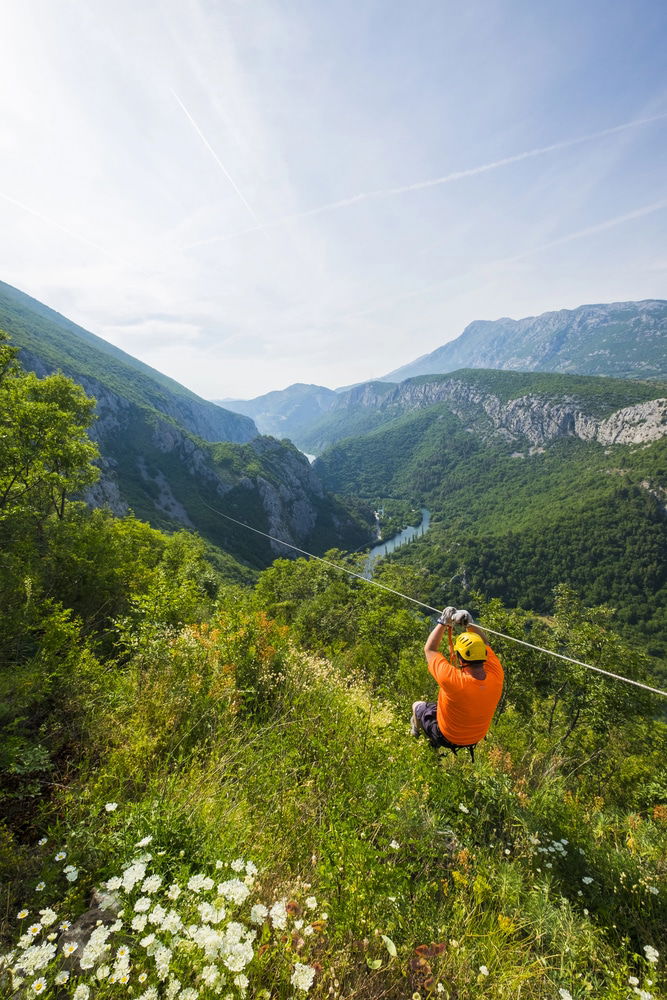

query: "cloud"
left=185, top=111, right=667, bottom=249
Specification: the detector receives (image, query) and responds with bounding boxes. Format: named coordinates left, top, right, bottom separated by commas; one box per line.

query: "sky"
left=1, top=0, right=666, bottom=400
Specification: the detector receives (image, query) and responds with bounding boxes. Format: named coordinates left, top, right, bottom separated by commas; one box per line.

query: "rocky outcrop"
left=329, top=377, right=667, bottom=448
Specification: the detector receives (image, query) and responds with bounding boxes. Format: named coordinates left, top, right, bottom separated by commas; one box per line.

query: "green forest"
left=314, top=396, right=667, bottom=663
left=1, top=339, right=666, bottom=1000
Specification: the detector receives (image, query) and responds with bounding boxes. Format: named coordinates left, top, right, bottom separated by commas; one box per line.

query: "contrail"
left=0, top=191, right=127, bottom=265
left=185, top=110, right=667, bottom=249
left=171, top=89, right=263, bottom=227
left=345, top=197, right=667, bottom=320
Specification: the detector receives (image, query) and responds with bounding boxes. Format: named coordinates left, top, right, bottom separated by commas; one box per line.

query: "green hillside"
left=299, top=369, right=667, bottom=454
left=313, top=374, right=667, bottom=660
left=1, top=345, right=665, bottom=1000
left=0, top=279, right=256, bottom=443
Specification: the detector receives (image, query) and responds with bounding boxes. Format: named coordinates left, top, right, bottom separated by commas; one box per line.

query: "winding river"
left=362, top=507, right=431, bottom=579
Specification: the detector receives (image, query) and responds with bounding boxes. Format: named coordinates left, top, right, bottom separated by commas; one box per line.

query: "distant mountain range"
left=221, top=300, right=667, bottom=447
left=382, top=299, right=667, bottom=382
left=0, top=280, right=371, bottom=569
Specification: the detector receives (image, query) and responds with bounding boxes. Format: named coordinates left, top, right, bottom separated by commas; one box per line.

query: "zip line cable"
left=199, top=497, right=667, bottom=700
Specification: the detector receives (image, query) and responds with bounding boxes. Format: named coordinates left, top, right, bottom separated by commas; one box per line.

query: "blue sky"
left=1, top=0, right=666, bottom=398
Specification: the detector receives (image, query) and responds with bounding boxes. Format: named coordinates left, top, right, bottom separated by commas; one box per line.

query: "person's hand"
left=437, top=606, right=456, bottom=625
left=452, top=609, right=473, bottom=626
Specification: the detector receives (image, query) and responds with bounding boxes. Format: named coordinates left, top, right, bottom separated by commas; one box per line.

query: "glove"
left=452, top=609, right=473, bottom=626
left=437, top=606, right=456, bottom=626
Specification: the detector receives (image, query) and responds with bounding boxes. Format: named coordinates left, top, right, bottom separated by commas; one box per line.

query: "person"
left=411, top=606, right=504, bottom=759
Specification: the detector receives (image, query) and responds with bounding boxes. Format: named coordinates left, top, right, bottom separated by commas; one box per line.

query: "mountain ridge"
left=382, top=299, right=667, bottom=382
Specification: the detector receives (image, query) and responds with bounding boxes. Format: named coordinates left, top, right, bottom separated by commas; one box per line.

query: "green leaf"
left=366, top=958, right=382, bottom=970
left=381, top=935, right=397, bottom=957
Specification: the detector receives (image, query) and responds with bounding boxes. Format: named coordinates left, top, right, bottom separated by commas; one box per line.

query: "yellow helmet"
left=454, top=631, right=487, bottom=662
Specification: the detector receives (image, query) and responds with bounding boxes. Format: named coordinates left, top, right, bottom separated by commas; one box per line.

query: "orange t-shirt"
left=427, top=646, right=504, bottom=745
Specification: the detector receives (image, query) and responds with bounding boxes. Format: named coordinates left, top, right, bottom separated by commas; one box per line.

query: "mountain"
left=0, top=280, right=256, bottom=443
left=313, top=368, right=667, bottom=654
left=382, top=300, right=667, bottom=382
left=0, top=281, right=372, bottom=567
left=219, top=383, right=337, bottom=443
left=299, top=368, right=667, bottom=453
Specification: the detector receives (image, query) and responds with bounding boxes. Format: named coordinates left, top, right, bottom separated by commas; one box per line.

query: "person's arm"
left=468, top=622, right=489, bottom=645
left=424, top=622, right=446, bottom=667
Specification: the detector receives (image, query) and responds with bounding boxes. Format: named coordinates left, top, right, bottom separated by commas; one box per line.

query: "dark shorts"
left=414, top=702, right=478, bottom=756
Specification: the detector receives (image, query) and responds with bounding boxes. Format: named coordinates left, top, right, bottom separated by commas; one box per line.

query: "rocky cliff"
left=316, top=373, right=667, bottom=451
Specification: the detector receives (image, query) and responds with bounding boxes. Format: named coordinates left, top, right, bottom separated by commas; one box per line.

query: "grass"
left=2, top=593, right=665, bottom=999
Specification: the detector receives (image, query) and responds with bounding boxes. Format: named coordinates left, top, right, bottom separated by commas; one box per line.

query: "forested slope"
left=1, top=339, right=666, bottom=1000
left=314, top=372, right=667, bottom=659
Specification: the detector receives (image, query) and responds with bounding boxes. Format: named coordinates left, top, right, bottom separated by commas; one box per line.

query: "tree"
left=0, top=333, right=99, bottom=523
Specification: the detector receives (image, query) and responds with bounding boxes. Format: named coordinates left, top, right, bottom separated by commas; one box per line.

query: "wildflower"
left=161, top=909, right=183, bottom=934
left=97, top=964, right=111, bottom=979
left=64, top=866, right=79, bottom=882
left=648, top=887, right=659, bottom=895
left=105, top=802, right=118, bottom=812
left=106, top=876, right=123, bottom=891
left=134, top=897, right=151, bottom=913
left=62, top=942, right=78, bottom=956
left=245, top=861, right=258, bottom=877
left=389, top=840, right=400, bottom=849
left=122, top=862, right=147, bottom=892
left=479, top=965, right=489, bottom=976
left=167, top=883, right=181, bottom=900
left=629, top=978, right=640, bottom=986
left=38, top=838, right=47, bottom=846
left=39, top=909, right=57, bottom=927
left=218, top=879, right=250, bottom=905
left=234, top=973, right=249, bottom=992
left=31, top=978, right=47, bottom=994
left=180, top=990, right=198, bottom=1000
left=582, top=877, right=593, bottom=885
left=449, top=939, right=459, bottom=948
left=17, top=910, right=29, bottom=920
left=118, top=973, right=130, bottom=984
left=54, top=971, right=70, bottom=985
left=46, top=933, right=56, bottom=942
left=35, top=883, right=45, bottom=892
left=644, top=945, right=659, bottom=963
left=291, top=963, right=316, bottom=992
left=140, top=933, right=155, bottom=948
left=250, top=903, right=268, bottom=925
left=216, top=860, right=224, bottom=870
left=73, top=986, right=90, bottom=1000
left=138, top=972, right=148, bottom=982
left=28, top=925, right=41, bottom=937
left=136, top=836, right=153, bottom=848
left=437, top=985, right=445, bottom=994
left=270, top=900, right=288, bottom=930
left=138, top=989, right=159, bottom=1000
left=166, top=976, right=182, bottom=999
left=231, top=858, right=245, bottom=873
left=117, top=945, right=130, bottom=959
left=202, top=964, right=220, bottom=986
left=458, top=804, right=469, bottom=814
left=305, top=896, right=317, bottom=910
left=132, top=914, right=148, bottom=931
left=188, top=874, right=214, bottom=893
left=55, top=851, right=66, bottom=861
left=559, top=990, right=573, bottom=1000
left=148, top=903, right=167, bottom=925
left=142, top=875, right=162, bottom=894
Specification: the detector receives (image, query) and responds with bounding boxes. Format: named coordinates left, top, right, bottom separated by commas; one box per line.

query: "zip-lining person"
left=411, top=606, right=504, bottom=761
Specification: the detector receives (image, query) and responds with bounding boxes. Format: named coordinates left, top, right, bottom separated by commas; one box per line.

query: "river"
left=362, top=507, right=430, bottom=579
